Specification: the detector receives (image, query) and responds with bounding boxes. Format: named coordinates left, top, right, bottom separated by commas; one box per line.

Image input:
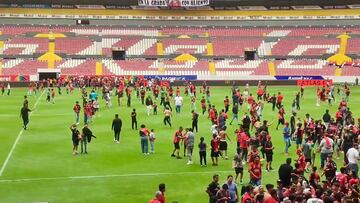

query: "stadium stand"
left=0, top=25, right=359, bottom=77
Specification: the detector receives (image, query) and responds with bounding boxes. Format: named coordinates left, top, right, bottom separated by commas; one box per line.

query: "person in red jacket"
left=276, top=92, right=283, bottom=109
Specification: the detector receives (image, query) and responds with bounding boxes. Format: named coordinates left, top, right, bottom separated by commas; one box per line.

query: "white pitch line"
left=0, top=170, right=233, bottom=183
left=0, top=91, right=45, bottom=177
left=0, top=113, right=73, bottom=117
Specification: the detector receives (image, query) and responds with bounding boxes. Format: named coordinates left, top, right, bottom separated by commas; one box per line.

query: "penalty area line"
left=0, top=170, right=233, bottom=183
left=0, top=90, right=45, bottom=177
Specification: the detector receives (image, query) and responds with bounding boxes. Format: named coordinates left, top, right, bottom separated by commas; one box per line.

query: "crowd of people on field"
left=15, top=76, right=359, bottom=203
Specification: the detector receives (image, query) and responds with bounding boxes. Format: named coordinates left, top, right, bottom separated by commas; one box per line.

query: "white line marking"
left=0, top=113, right=73, bottom=117
left=0, top=170, right=233, bottom=183
left=0, top=91, right=45, bottom=177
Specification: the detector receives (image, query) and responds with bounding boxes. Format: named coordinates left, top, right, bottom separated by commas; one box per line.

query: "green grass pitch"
left=0, top=85, right=359, bottom=203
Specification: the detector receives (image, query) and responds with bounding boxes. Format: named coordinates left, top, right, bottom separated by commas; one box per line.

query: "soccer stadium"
left=0, top=0, right=359, bottom=202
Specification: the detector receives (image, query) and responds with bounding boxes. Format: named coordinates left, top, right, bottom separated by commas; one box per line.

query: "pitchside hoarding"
left=138, top=0, right=209, bottom=7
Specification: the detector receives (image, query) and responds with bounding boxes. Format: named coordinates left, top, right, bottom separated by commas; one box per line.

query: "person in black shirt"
left=112, top=114, right=122, bottom=143
left=290, top=112, right=296, bottom=140
left=131, top=109, right=138, bottom=130
left=258, top=120, right=272, bottom=134
left=278, top=158, right=293, bottom=187
left=322, top=109, right=331, bottom=128
left=23, top=95, right=28, bottom=106
left=206, top=174, right=220, bottom=203
left=20, top=103, right=31, bottom=130
left=81, top=124, right=95, bottom=154
left=271, top=94, right=276, bottom=111
left=242, top=112, right=251, bottom=132
left=295, top=92, right=300, bottom=110
left=192, top=110, right=199, bottom=133
left=323, top=154, right=337, bottom=183
left=70, top=124, right=80, bottom=155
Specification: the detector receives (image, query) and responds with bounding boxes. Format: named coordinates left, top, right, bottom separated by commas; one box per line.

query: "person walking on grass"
left=174, top=94, right=183, bottom=114
left=140, top=124, right=150, bottom=155
left=186, top=128, right=195, bottom=165
left=264, top=135, right=274, bottom=172
left=199, top=137, right=207, bottom=167
left=112, top=114, right=122, bottom=144
left=20, top=103, right=31, bottom=130
left=233, top=152, right=243, bottom=184
left=131, top=108, right=138, bottom=130
left=191, top=110, right=199, bottom=133
left=6, top=83, right=10, bottom=96
left=171, top=126, right=183, bottom=159
left=80, top=124, right=95, bottom=154
left=225, top=175, right=239, bottom=203
left=206, top=174, right=220, bottom=203
left=211, top=134, right=220, bottom=166
left=229, top=103, right=238, bottom=125
left=145, top=96, right=153, bottom=116
left=70, top=124, right=80, bottom=155
left=149, top=129, right=156, bottom=154
left=73, top=101, right=81, bottom=125
left=283, top=122, right=291, bottom=156
left=163, top=107, right=172, bottom=127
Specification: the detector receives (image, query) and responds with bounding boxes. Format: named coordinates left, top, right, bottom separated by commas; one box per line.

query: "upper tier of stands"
left=0, top=25, right=359, bottom=77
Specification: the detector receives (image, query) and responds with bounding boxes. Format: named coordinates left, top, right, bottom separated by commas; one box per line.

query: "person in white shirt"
left=346, top=143, right=359, bottom=176
left=174, top=95, right=183, bottom=114
left=7, top=83, right=11, bottom=96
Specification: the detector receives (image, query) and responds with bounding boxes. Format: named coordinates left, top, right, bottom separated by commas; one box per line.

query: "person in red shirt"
left=84, top=101, right=93, bottom=124
left=276, top=106, right=285, bottom=130
left=336, top=167, right=348, bottom=192
left=171, top=127, right=183, bottom=159
left=239, top=130, right=250, bottom=161
left=211, top=134, right=220, bottom=166
left=247, top=94, right=254, bottom=110
left=200, top=96, right=206, bottom=115
left=139, top=124, right=150, bottom=155
left=335, top=107, right=343, bottom=124
left=241, top=185, right=253, bottom=203
left=296, top=149, right=306, bottom=175
left=276, top=92, right=283, bottom=109
left=73, top=101, right=81, bottom=125
left=249, top=156, right=262, bottom=186
left=224, top=96, right=230, bottom=113
left=158, top=183, right=166, bottom=203
left=209, top=106, right=216, bottom=124
left=169, top=87, right=173, bottom=98
left=126, top=86, right=132, bottom=107
left=117, top=80, right=124, bottom=106
left=148, top=191, right=162, bottom=203
left=248, top=145, right=260, bottom=164
left=309, top=166, right=320, bottom=187
left=257, top=87, right=264, bottom=100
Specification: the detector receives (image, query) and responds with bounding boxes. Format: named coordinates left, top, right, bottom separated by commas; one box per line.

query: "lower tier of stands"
left=1, top=59, right=359, bottom=77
